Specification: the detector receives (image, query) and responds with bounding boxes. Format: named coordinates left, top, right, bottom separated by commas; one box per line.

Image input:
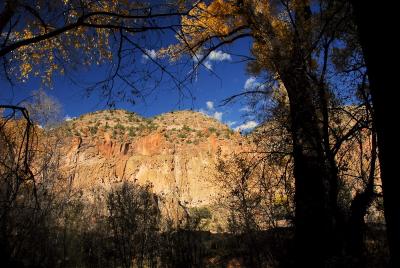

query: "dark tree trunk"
left=280, top=65, right=340, bottom=266
left=350, top=1, right=399, bottom=266
left=246, top=1, right=343, bottom=265
left=274, top=2, right=342, bottom=265
left=346, top=122, right=377, bottom=264
left=347, top=182, right=374, bottom=261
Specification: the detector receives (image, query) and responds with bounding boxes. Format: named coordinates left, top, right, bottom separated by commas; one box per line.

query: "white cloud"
left=212, top=111, right=223, bottom=121
left=244, top=77, right=256, bottom=90
left=203, top=60, right=213, bottom=70
left=199, top=108, right=208, bottom=115
left=206, top=101, right=214, bottom=110
left=226, top=121, right=237, bottom=127
left=239, top=106, right=252, bottom=112
left=199, top=101, right=223, bottom=121
left=208, top=50, right=232, bottom=61
left=64, top=115, right=75, bottom=121
left=234, top=121, right=258, bottom=132
left=142, top=49, right=157, bottom=61
left=193, top=50, right=231, bottom=70
left=192, top=53, right=202, bottom=62
left=244, top=76, right=265, bottom=91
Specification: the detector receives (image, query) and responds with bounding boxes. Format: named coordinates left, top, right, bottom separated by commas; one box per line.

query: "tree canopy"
left=1, top=0, right=197, bottom=104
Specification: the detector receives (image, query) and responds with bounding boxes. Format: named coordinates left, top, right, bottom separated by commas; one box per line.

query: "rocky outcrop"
left=133, top=133, right=165, bottom=156
left=60, top=110, right=248, bottom=217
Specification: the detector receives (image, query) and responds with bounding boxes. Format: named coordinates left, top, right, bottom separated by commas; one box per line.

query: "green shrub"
left=148, top=123, right=158, bottom=131
left=178, top=133, right=187, bottom=139
left=137, top=123, right=146, bottom=132
left=65, top=127, right=72, bottom=137
left=114, top=123, right=125, bottom=131
left=89, top=126, right=98, bottom=135
left=190, top=207, right=212, bottom=220
left=128, top=127, right=136, bottom=137
left=208, top=127, right=217, bottom=133
left=188, top=207, right=212, bottom=230
left=128, top=114, right=136, bottom=122
left=182, top=125, right=191, bottom=132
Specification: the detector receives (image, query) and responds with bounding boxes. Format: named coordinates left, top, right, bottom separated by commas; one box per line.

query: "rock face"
left=60, top=110, right=248, bottom=217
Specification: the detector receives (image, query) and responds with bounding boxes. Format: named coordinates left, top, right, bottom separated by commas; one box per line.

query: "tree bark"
left=347, top=130, right=376, bottom=265
left=280, top=66, right=339, bottom=266
left=279, top=2, right=342, bottom=264
left=350, top=1, right=399, bottom=266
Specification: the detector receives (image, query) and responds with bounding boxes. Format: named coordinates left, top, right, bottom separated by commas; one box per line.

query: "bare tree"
left=106, top=182, right=160, bottom=268
left=0, top=104, right=73, bottom=266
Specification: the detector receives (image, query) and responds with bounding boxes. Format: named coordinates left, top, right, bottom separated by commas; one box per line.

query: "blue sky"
left=0, top=37, right=262, bottom=131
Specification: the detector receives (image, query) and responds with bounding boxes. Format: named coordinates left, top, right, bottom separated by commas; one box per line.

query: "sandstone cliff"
left=59, top=110, right=249, bottom=222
